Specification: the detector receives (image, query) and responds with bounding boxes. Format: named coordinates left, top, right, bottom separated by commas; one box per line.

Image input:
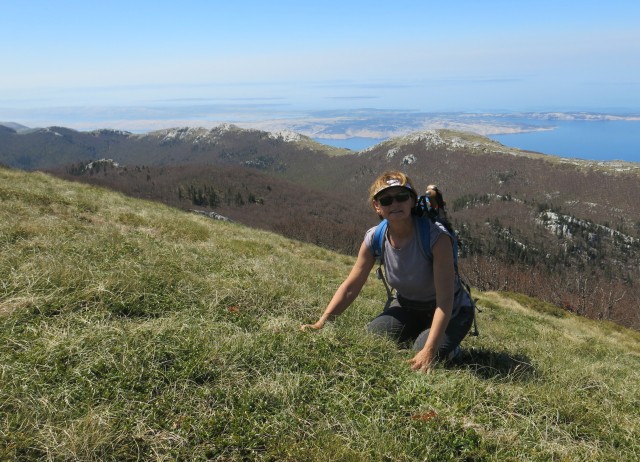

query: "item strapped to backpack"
left=370, top=186, right=479, bottom=336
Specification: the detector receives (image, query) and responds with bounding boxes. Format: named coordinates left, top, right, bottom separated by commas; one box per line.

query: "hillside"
left=0, top=124, right=350, bottom=171
left=2, top=167, right=640, bottom=461
left=12, top=125, right=638, bottom=330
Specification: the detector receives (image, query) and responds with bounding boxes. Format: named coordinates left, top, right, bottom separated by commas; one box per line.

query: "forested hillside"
left=2, top=125, right=639, bottom=329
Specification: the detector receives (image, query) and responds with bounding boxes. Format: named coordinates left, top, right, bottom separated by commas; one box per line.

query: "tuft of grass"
left=2, top=166, right=640, bottom=461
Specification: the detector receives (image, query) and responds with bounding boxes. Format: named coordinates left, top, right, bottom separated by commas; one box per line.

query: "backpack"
left=370, top=185, right=479, bottom=336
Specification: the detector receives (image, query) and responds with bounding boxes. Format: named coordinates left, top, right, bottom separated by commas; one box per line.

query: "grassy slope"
left=1, top=167, right=639, bottom=461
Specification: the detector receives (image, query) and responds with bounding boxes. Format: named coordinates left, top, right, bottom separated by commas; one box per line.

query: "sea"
left=314, top=119, right=640, bottom=163
left=489, top=119, right=640, bottom=163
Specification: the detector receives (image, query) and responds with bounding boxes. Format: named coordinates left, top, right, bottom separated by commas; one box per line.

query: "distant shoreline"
left=3, top=111, right=639, bottom=162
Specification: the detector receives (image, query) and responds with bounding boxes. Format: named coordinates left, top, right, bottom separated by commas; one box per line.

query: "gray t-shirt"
left=365, top=218, right=471, bottom=309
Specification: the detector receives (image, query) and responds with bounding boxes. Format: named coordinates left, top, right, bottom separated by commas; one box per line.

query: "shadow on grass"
left=449, top=348, right=537, bottom=381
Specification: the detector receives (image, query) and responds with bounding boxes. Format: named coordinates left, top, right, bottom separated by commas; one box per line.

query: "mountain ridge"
left=2, top=121, right=639, bottom=175
left=0, top=123, right=352, bottom=170
left=2, top=123, right=639, bottom=329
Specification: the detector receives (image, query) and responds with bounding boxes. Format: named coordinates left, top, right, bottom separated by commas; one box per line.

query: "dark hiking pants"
left=367, top=295, right=474, bottom=359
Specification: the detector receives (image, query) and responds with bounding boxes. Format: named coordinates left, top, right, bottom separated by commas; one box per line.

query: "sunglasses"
left=377, top=191, right=412, bottom=206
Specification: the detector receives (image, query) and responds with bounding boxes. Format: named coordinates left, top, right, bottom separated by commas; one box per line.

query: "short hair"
left=369, top=170, right=417, bottom=203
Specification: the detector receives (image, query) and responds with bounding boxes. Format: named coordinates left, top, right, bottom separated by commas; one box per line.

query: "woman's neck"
left=386, top=216, right=414, bottom=247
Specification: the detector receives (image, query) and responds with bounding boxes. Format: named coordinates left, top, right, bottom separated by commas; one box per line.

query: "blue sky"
left=1, top=0, right=640, bottom=130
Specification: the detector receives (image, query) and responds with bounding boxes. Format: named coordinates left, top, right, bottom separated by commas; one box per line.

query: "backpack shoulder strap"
left=371, top=219, right=388, bottom=262
left=417, top=216, right=461, bottom=271
left=371, top=219, right=393, bottom=303
left=415, top=216, right=432, bottom=260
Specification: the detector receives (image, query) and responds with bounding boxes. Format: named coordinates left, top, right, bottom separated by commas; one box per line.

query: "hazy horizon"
left=2, top=0, right=639, bottom=133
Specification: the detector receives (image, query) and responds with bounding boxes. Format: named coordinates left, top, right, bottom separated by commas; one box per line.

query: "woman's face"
left=373, top=186, right=415, bottom=221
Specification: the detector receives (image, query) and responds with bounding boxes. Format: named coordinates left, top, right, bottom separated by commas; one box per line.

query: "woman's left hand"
left=407, top=346, right=437, bottom=373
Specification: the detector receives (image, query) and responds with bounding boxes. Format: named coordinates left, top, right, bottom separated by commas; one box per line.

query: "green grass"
left=1, top=166, right=640, bottom=461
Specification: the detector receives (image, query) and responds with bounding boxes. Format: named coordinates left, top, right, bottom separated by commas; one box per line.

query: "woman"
left=301, top=171, right=474, bottom=373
